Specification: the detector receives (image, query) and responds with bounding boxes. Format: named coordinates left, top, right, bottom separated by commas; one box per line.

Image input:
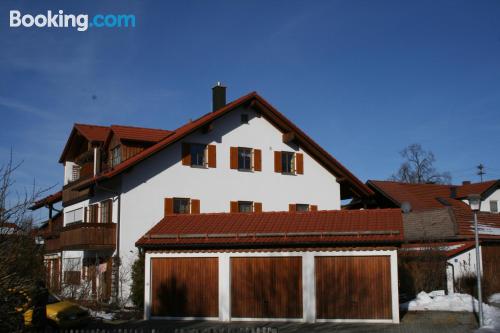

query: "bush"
left=130, top=251, right=144, bottom=309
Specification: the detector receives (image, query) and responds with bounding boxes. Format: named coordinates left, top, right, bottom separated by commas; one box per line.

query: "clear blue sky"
left=1, top=0, right=500, bottom=202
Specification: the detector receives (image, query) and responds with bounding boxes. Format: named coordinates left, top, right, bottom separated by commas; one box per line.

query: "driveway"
left=88, top=311, right=478, bottom=333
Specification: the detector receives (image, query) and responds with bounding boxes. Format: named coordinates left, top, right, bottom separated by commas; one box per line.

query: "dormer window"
left=111, top=145, right=121, bottom=167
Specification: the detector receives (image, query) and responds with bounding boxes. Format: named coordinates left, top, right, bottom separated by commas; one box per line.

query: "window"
left=241, top=114, right=249, bottom=124
left=88, top=204, right=99, bottom=223
left=491, top=200, right=498, bottom=213
left=100, top=200, right=112, bottom=223
left=71, top=164, right=80, bottom=182
left=281, top=152, right=295, bottom=173
left=173, top=198, right=191, bottom=214
left=111, top=145, right=121, bottom=167
left=238, top=201, right=253, bottom=213
left=296, top=204, right=310, bottom=212
left=65, top=208, right=83, bottom=224
left=190, top=144, right=206, bottom=167
left=238, top=147, right=252, bottom=170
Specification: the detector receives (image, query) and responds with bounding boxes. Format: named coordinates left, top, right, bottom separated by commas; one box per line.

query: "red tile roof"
left=136, top=209, right=403, bottom=248
left=29, top=191, right=62, bottom=210
left=368, top=180, right=499, bottom=211
left=75, top=92, right=373, bottom=199
left=74, top=124, right=110, bottom=142
left=108, top=125, right=172, bottom=143
left=400, top=241, right=476, bottom=257
left=451, top=202, right=500, bottom=240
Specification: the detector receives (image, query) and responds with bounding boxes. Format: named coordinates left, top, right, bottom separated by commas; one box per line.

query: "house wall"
left=446, top=246, right=483, bottom=294
left=482, top=189, right=500, bottom=213
left=60, top=105, right=343, bottom=301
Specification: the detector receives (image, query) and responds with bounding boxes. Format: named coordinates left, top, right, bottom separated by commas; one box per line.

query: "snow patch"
left=489, top=294, right=500, bottom=304
left=476, top=224, right=500, bottom=236
left=401, top=291, right=500, bottom=330
left=89, top=310, right=115, bottom=320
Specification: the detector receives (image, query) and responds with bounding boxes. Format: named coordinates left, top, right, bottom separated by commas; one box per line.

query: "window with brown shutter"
left=207, top=145, right=216, bottom=168
left=164, top=198, right=174, bottom=216
left=310, top=205, right=318, bottom=211
left=254, top=202, right=262, bottom=213
left=230, top=147, right=238, bottom=169
left=88, top=204, right=99, bottom=223
left=181, top=143, right=191, bottom=166
left=191, top=199, right=200, bottom=214
left=274, top=151, right=282, bottom=172
left=296, top=153, right=304, bottom=174
left=253, top=149, right=262, bottom=171
left=100, top=199, right=112, bottom=223
left=230, top=201, right=238, bottom=213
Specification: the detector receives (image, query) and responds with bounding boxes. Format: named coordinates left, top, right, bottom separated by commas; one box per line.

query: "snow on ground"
left=89, top=310, right=115, bottom=320
left=401, top=291, right=500, bottom=330
left=490, top=294, right=500, bottom=304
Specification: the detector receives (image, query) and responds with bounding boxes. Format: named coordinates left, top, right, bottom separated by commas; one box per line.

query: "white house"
left=32, top=85, right=375, bottom=304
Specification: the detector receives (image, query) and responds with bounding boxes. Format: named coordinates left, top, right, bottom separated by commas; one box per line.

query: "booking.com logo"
left=9, top=10, right=136, bottom=32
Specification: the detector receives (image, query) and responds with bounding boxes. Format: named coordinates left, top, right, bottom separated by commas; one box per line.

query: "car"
left=23, top=293, right=90, bottom=328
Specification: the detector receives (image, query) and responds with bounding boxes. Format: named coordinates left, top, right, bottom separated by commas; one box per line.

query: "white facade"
left=446, top=246, right=483, bottom=294
left=482, top=189, right=500, bottom=213
left=61, top=105, right=344, bottom=300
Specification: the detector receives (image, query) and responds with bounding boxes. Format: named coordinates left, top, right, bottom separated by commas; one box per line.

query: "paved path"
left=89, top=311, right=478, bottom=333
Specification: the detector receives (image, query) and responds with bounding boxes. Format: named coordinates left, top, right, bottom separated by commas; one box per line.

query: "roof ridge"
left=110, top=124, right=171, bottom=132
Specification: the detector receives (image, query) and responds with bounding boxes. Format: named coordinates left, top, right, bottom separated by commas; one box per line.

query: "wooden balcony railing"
left=60, top=223, right=116, bottom=251
left=44, top=237, right=61, bottom=253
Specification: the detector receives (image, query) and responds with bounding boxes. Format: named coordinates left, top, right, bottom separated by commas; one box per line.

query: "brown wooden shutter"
left=230, top=201, right=238, bottom=213
left=191, top=199, right=200, bottom=214
left=230, top=147, right=238, bottom=169
left=207, top=145, right=216, bottom=168
left=92, top=205, right=98, bottom=223
left=274, top=151, right=282, bottom=173
left=84, top=207, right=88, bottom=223
left=107, top=199, right=113, bottom=223
left=253, top=149, right=262, bottom=171
left=289, top=204, right=296, bottom=212
left=164, top=198, right=174, bottom=216
left=181, top=143, right=191, bottom=166
left=254, top=202, right=262, bottom=213
left=310, top=205, right=318, bottom=211
left=296, top=153, right=304, bottom=174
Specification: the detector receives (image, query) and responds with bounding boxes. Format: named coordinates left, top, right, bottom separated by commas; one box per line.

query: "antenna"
left=477, top=164, right=485, bottom=183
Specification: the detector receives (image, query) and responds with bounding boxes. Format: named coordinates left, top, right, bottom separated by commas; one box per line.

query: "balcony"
left=60, top=223, right=116, bottom=251
left=44, top=237, right=61, bottom=253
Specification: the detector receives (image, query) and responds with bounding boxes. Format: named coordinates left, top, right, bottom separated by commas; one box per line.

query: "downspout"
left=94, top=182, right=120, bottom=305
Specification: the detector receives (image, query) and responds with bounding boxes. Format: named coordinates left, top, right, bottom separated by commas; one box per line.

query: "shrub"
left=130, top=251, right=145, bottom=309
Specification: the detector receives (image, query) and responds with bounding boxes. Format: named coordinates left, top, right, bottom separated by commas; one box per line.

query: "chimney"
left=212, top=82, right=226, bottom=112
left=462, top=180, right=471, bottom=185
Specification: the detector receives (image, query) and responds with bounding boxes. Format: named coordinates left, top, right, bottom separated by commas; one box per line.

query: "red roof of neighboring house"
left=451, top=202, right=500, bottom=240
left=29, top=191, right=62, bottom=210
left=368, top=180, right=500, bottom=211
left=107, top=125, right=172, bottom=144
left=75, top=92, right=373, bottom=199
left=136, top=209, right=403, bottom=248
left=400, top=241, right=476, bottom=257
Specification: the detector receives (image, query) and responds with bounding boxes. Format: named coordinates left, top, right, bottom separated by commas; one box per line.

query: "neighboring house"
left=31, top=86, right=374, bottom=304
left=136, top=209, right=403, bottom=323
left=366, top=180, right=500, bottom=295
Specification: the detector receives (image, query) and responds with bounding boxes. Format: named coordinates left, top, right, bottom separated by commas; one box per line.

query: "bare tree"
left=0, top=152, right=49, bottom=332
left=390, top=144, right=451, bottom=184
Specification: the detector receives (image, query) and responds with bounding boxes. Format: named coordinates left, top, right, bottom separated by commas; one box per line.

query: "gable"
left=74, top=92, right=372, bottom=199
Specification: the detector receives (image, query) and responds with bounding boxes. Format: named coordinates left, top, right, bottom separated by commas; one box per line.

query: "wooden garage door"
left=231, top=257, right=302, bottom=318
left=151, top=257, right=218, bottom=317
left=315, top=256, right=392, bottom=319
left=482, top=244, right=500, bottom=296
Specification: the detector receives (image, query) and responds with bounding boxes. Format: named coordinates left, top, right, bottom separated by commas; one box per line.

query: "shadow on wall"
left=156, top=276, right=207, bottom=317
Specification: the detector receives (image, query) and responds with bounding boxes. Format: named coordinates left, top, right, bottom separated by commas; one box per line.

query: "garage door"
left=315, top=256, right=392, bottom=319
left=483, top=244, right=500, bottom=295
left=151, top=257, right=218, bottom=317
left=231, top=257, right=302, bottom=319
